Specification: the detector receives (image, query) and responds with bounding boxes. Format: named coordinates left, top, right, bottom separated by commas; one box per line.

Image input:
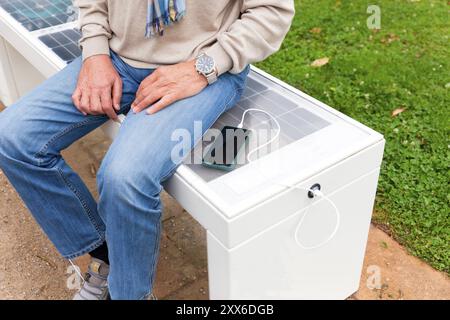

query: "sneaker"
left=73, top=258, right=110, bottom=300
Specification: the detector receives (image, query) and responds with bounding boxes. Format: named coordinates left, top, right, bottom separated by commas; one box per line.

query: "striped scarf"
left=145, top=0, right=186, bottom=37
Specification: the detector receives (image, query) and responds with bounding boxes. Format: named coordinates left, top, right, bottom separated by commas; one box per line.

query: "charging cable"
left=277, top=184, right=340, bottom=250
left=237, top=108, right=281, bottom=163
left=238, top=108, right=340, bottom=250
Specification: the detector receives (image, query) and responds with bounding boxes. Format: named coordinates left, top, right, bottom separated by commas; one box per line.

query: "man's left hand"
left=131, top=60, right=208, bottom=114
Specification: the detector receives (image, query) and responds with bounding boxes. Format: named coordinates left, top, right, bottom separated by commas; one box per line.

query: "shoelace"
left=77, top=271, right=108, bottom=300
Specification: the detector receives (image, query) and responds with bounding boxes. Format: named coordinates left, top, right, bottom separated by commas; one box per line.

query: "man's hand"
left=131, top=60, right=208, bottom=115
left=72, top=55, right=122, bottom=122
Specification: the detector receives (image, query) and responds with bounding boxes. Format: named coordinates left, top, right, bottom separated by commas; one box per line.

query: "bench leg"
left=206, top=231, right=234, bottom=300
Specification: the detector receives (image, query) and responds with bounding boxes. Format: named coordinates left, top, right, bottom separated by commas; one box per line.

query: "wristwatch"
left=195, top=53, right=218, bottom=85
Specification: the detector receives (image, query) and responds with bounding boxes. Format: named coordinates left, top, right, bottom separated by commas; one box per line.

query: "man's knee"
left=97, top=158, right=163, bottom=203
left=0, top=103, right=60, bottom=168
left=0, top=107, right=24, bottom=163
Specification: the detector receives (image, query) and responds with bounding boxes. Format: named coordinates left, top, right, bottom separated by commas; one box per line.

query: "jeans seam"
left=139, top=218, right=161, bottom=300
left=34, top=117, right=101, bottom=166
left=56, top=167, right=105, bottom=236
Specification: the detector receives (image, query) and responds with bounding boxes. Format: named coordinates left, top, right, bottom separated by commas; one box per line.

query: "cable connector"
left=277, top=182, right=340, bottom=250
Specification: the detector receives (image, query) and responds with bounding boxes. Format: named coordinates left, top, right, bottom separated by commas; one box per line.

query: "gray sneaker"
left=73, top=258, right=110, bottom=300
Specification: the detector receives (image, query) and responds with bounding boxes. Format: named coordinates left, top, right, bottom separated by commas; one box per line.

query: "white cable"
left=238, top=109, right=340, bottom=250
left=277, top=184, right=340, bottom=250
left=237, top=108, right=281, bottom=163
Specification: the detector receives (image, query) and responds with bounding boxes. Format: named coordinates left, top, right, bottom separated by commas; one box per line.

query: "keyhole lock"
left=308, top=183, right=321, bottom=198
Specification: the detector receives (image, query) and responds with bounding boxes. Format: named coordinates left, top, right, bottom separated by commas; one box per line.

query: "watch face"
left=196, top=54, right=215, bottom=74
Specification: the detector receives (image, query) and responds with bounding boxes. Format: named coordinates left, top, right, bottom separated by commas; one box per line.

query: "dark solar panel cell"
left=294, top=108, right=330, bottom=130
left=247, top=77, right=268, bottom=92
left=51, top=31, right=71, bottom=45
left=45, top=16, right=62, bottom=26
left=62, top=29, right=80, bottom=40
left=54, top=13, right=70, bottom=24
left=39, top=34, right=59, bottom=48
left=39, top=28, right=81, bottom=63
left=34, top=20, right=51, bottom=30
left=241, top=87, right=257, bottom=99
left=65, top=43, right=82, bottom=57
left=10, top=12, right=28, bottom=23
left=52, top=46, right=74, bottom=62
left=1, top=3, right=16, bottom=13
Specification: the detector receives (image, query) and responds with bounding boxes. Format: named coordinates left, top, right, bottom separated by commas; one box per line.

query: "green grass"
left=257, top=0, right=449, bottom=272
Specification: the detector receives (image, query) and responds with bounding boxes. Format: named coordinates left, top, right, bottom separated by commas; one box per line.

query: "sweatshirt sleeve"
left=74, top=0, right=112, bottom=61
left=206, top=0, right=295, bottom=75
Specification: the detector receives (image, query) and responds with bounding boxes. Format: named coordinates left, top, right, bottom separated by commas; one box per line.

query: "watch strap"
left=205, top=69, right=218, bottom=85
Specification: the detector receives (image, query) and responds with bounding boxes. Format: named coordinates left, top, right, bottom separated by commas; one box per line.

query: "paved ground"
left=0, top=104, right=448, bottom=300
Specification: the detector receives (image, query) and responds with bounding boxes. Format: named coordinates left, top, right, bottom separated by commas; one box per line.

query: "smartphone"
left=202, top=126, right=250, bottom=171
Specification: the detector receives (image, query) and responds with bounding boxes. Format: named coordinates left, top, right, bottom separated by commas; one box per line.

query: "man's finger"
left=135, top=81, right=147, bottom=100
left=132, top=86, right=147, bottom=108
left=72, top=88, right=86, bottom=115
left=103, top=104, right=119, bottom=122
left=141, top=70, right=159, bottom=89
left=133, top=72, right=159, bottom=105
left=100, top=87, right=112, bottom=110
left=72, top=88, right=81, bottom=107
left=90, top=92, right=103, bottom=115
left=80, top=91, right=91, bottom=114
left=147, top=94, right=177, bottom=115
left=133, top=90, right=164, bottom=113
left=134, top=82, right=159, bottom=108
left=101, top=89, right=118, bottom=121
left=112, top=77, right=122, bottom=111
left=133, top=86, right=158, bottom=109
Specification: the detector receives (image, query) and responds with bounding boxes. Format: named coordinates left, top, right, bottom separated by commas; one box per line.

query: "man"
left=0, top=0, right=294, bottom=300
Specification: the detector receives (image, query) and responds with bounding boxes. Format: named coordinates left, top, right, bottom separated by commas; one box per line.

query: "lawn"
left=257, top=0, right=449, bottom=272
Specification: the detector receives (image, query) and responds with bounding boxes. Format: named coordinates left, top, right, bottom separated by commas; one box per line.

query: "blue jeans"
left=0, top=51, right=249, bottom=299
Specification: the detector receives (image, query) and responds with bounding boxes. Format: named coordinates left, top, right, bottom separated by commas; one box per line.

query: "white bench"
left=0, top=7, right=385, bottom=299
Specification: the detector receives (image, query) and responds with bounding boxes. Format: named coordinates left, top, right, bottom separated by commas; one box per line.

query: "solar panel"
left=213, top=75, right=330, bottom=149
left=185, top=73, right=332, bottom=182
left=215, top=89, right=330, bottom=148
left=241, top=77, right=269, bottom=99
left=39, top=28, right=81, bottom=63
left=0, top=0, right=75, bottom=32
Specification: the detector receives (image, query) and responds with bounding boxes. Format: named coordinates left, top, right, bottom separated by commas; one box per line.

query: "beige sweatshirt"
left=74, top=0, right=295, bottom=75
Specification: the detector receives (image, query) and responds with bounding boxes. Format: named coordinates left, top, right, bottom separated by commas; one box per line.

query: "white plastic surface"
left=207, top=168, right=381, bottom=300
